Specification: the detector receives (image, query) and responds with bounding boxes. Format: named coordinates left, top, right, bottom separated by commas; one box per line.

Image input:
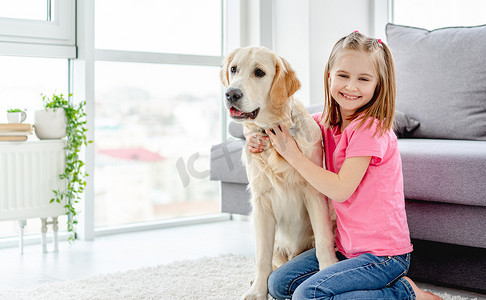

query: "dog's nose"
left=225, top=88, right=243, bottom=103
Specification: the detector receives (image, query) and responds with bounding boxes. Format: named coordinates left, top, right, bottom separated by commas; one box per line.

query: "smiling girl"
left=247, top=31, right=441, bottom=299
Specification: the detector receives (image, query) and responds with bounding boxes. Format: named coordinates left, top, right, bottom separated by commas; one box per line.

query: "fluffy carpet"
left=0, top=254, right=478, bottom=300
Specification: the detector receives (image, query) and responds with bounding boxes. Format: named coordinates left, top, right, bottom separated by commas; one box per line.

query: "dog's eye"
left=230, top=66, right=237, bottom=74
left=254, top=69, right=265, bottom=77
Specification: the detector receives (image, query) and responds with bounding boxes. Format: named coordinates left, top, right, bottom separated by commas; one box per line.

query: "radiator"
left=0, top=140, right=66, bottom=253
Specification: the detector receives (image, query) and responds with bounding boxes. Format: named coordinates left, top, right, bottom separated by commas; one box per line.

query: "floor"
left=0, top=219, right=484, bottom=299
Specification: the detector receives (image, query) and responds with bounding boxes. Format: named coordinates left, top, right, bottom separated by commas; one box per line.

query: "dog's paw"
left=241, top=287, right=268, bottom=300
left=318, top=253, right=339, bottom=270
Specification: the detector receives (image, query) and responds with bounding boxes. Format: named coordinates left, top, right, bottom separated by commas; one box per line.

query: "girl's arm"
left=266, top=125, right=371, bottom=202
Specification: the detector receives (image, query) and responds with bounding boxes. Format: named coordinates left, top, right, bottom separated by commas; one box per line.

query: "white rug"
left=0, top=254, right=478, bottom=300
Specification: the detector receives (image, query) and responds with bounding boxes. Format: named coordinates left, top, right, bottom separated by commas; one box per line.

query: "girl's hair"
left=322, top=31, right=396, bottom=136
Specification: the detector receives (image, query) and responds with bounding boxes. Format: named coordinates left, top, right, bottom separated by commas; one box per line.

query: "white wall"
left=274, top=0, right=311, bottom=105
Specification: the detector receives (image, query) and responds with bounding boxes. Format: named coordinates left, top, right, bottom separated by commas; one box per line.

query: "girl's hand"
left=246, top=132, right=270, bottom=153
left=266, top=125, right=302, bottom=162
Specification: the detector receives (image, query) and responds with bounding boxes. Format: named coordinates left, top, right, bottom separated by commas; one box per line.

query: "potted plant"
left=7, top=108, right=27, bottom=123
left=34, top=101, right=67, bottom=139
left=41, top=93, right=91, bottom=243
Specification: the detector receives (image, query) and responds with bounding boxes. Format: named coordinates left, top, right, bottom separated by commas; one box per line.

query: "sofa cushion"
left=394, top=111, right=420, bottom=138
left=386, top=23, right=486, bottom=140
left=398, top=139, right=486, bottom=207
left=212, top=139, right=486, bottom=207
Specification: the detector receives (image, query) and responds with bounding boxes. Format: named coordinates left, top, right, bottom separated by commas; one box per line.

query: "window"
left=0, top=1, right=49, bottom=20
left=0, top=0, right=76, bottom=58
left=95, top=0, right=222, bottom=55
left=0, top=56, right=68, bottom=118
left=0, top=0, right=230, bottom=243
left=94, top=1, right=224, bottom=228
left=393, top=0, right=486, bottom=30
left=94, top=62, right=221, bottom=227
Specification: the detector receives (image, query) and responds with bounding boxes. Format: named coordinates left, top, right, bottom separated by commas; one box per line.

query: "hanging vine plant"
left=42, top=93, right=91, bottom=243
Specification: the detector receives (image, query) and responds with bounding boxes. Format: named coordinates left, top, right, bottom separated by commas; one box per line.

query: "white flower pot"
left=34, top=108, right=67, bottom=139
left=7, top=111, right=27, bottom=123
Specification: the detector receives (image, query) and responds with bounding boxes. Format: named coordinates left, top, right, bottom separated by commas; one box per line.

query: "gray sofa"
left=210, top=24, right=486, bottom=292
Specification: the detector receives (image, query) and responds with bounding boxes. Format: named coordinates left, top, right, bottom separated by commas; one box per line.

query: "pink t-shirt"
left=313, top=113, right=413, bottom=258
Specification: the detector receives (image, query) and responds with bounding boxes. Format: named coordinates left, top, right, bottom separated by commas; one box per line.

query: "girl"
left=247, top=32, right=441, bottom=300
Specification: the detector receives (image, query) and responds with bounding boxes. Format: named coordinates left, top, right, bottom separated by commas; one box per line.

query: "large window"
left=393, top=0, right=486, bottom=29
left=94, top=1, right=224, bottom=228
left=0, top=0, right=226, bottom=242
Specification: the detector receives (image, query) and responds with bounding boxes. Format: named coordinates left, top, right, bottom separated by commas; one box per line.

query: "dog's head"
left=220, top=47, right=301, bottom=123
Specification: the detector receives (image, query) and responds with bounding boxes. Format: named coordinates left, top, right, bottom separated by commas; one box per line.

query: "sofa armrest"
left=210, top=139, right=248, bottom=184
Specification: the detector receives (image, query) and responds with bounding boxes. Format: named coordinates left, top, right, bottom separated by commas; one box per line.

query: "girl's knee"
left=293, top=281, right=332, bottom=300
left=267, top=270, right=291, bottom=300
left=293, top=283, right=312, bottom=300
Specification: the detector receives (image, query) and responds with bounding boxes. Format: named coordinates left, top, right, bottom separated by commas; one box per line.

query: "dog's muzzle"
left=225, top=87, right=260, bottom=120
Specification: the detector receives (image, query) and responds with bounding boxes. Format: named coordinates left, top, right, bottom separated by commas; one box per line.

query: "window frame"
left=0, top=0, right=76, bottom=58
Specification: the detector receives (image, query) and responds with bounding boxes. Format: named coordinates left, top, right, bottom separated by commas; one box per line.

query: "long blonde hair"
left=322, top=31, right=396, bottom=136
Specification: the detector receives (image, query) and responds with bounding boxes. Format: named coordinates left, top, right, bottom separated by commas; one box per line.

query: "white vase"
left=34, top=108, right=67, bottom=139
left=7, top=111, right=27, bottom=123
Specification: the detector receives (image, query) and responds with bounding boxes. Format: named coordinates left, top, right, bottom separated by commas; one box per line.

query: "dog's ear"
left=220, top=48, right=239, bottom=88
left=270, top=56, right=301, bottom=107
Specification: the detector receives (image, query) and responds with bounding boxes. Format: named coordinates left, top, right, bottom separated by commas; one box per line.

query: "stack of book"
left=0, top=123, right=34, bottom=141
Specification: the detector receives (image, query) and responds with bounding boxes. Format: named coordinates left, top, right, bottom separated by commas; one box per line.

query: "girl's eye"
left=338, top=74, right=348, bottom=78
left=230, top=66, right=237, bottom=74
left=360, top=78, right=369, bottom=81
left=254, top=69, right=265, bottom=77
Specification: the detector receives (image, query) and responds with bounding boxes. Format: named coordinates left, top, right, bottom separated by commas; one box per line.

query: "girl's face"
left=328, top=49, right=378, bottom=121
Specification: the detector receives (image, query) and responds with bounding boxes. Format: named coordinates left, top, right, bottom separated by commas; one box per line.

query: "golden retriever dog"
left=220, top=46, right=338, bottom=300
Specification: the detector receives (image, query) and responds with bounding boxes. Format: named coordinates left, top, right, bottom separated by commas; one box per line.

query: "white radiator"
left=0, top=140, right=66, bottom=253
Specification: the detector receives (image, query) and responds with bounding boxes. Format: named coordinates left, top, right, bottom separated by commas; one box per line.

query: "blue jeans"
left=268, top=248, right=415, bottom=300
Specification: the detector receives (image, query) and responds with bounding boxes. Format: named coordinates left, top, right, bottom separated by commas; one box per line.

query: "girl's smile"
left=340, top=92, right=361, bottom=100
